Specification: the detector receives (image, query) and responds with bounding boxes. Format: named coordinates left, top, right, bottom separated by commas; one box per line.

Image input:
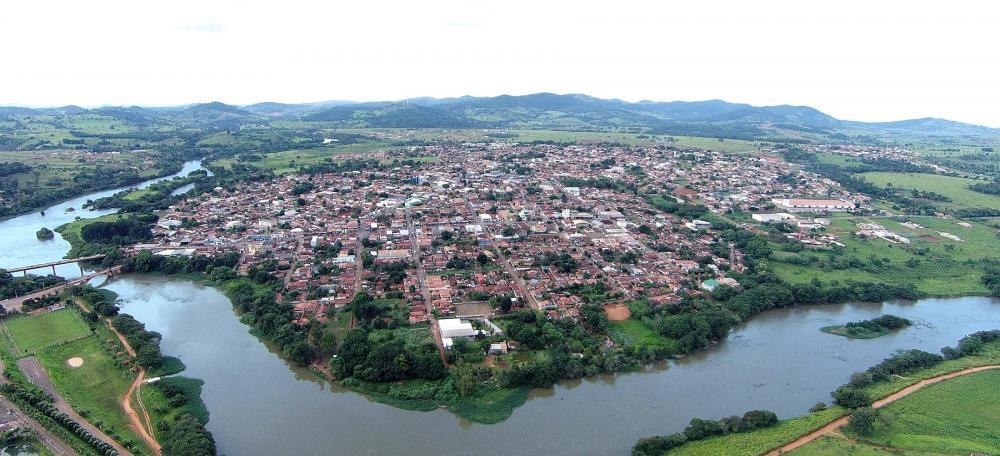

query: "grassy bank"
left=794, top=369, right=1000, bottom=455
left=608, top=320, right=679, bottom=353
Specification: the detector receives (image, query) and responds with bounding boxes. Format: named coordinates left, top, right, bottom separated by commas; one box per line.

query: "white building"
left=439, top=318, right=477, bottom=339
left=752, top=213, right=794, bottom=223
left=772, top=198, right=854, bottom=212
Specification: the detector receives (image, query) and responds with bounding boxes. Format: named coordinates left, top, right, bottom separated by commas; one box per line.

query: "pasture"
left=861, top=171, right=1000, bottom=211
left=770, top=215, right=1000, bottom=296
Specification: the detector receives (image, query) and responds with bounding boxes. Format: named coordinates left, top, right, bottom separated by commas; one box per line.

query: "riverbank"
left=635, top=335, right=1000, bottom=456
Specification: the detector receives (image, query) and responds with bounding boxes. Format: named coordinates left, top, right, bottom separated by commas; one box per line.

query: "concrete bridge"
left=1, top=266, right=121, bottom=312
left=2, top=254, right=106, bottom=276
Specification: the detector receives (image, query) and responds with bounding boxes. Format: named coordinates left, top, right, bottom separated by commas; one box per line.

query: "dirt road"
left=16, top=356, right=133, bottom=456
left=105, top=320, right=161, bottom=456
left=767, top=364, right=1000, bottom=455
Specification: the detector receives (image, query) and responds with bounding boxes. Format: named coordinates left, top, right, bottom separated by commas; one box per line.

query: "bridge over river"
left=1, top=262, right=120, bottom=312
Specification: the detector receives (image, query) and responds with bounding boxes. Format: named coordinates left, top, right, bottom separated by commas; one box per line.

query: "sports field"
left=3, top=309, right=91, bottom=352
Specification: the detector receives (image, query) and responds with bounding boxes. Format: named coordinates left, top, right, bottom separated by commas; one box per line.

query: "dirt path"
left=767, top=364, right=1000, bottom=455
left=16, top=357, right=133, bottom=456
left=105, top=320, right=162, bottom=456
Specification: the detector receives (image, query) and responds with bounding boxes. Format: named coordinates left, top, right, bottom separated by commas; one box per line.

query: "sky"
left=2, top=0, right=999, bottom=126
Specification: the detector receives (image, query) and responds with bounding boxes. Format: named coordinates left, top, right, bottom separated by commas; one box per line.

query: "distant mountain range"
left=2, top=93, right=997, bottom=139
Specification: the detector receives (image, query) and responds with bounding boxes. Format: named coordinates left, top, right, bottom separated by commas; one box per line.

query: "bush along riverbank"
left=631, top=329, right=1000, bottom=456
left=820, top=314, right=912, bottom=339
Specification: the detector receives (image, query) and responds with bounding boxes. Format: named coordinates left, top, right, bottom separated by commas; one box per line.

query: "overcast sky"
left=3, top=1, right=998, bottom=126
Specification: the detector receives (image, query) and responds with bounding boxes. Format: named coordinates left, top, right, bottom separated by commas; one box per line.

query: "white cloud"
left=1, top=0, right=998, bottom=126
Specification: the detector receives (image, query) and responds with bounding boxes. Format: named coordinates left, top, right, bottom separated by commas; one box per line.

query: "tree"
left=452, top=362, right=476, bottom=397
left=832, top=387, right=871, bottom=409
left=683, top=418, right=724, bottom=440
left=848, top=407, right=879, bottom=436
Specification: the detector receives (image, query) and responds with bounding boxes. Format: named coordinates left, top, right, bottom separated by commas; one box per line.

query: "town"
left=135, top=141, right=869, bottom=358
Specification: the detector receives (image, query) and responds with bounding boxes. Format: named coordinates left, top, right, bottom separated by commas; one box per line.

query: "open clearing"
left=604, top=302, right=631, bottom=321
left=607, top=319, right=676, bottom=351
left=3, top=309, right=91, bottom=352
left=861, top=172, right=1000, bottom=211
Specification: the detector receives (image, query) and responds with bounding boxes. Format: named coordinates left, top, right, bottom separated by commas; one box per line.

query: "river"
left=0, top=160, right=205, bottom=277
left=107, top=275, right=999, bottom=456
left=1, top=163, right=998, bottom=455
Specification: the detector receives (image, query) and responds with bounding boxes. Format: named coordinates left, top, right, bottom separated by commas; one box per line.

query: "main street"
left=405, top=208, right=448, bottom=365
left=462, top=198, right=541, bottom=310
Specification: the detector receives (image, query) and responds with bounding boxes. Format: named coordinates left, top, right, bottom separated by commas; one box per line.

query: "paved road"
left=0, top=266, right=121, bottom=312
left=463, top=198, right=540, bottom=310
left=17, top=357, right=133, bottom=456
left=405, top=209, right=448, bottom=365
left=0, top=360, right=79, bottom=456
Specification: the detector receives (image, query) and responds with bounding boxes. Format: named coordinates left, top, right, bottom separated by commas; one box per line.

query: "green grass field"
left=3, top=309, right=92, bottom=353
left=659, top=341, right=1000, bottom=456
left=769, top=215, right=1000, bottom=296
left=209, top=142, right=394, bottom=174
left=35, top=326, right=148, bottom=453
left=861, top=172, right=1000, bottom=211
left=790, top=435, right=929, bottom=455
left=608, top=320, right=678, bottom=352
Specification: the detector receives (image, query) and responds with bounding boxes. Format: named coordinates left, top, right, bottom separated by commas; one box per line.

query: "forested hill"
left=3, top=93, right=998, bottom=140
